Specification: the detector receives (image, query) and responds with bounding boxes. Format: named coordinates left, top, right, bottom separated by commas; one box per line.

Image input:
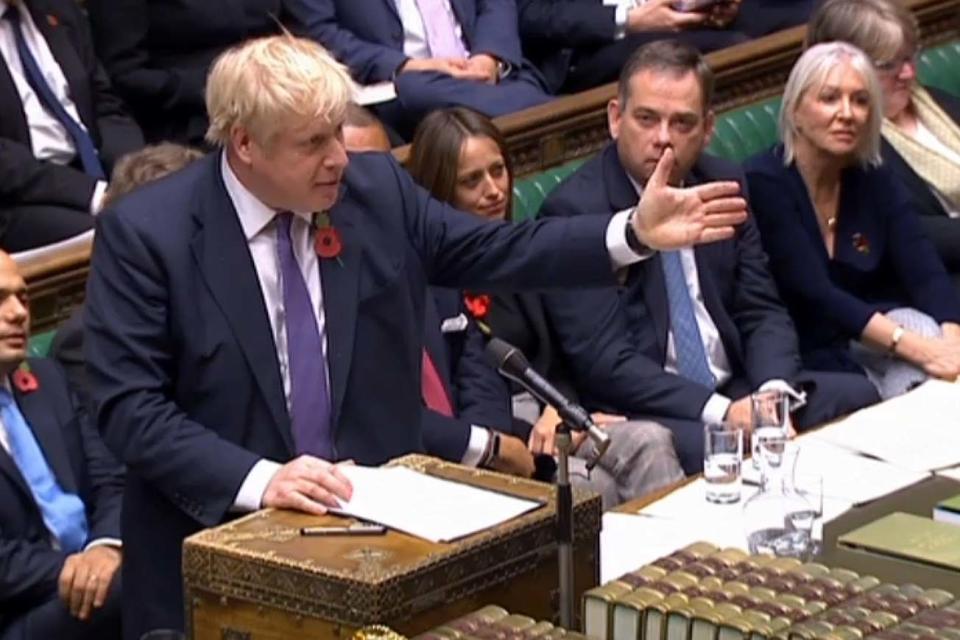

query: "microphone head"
left=484, top=337, right=530, bottom=377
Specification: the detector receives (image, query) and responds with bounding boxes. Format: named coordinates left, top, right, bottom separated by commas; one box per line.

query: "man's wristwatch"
left=625, top=209, right=649, bottom=254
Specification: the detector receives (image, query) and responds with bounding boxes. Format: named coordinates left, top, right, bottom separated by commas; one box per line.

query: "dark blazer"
left=85, top=0, right=282, bottom=145
left=880, top=86, right=960, bottom=271
left=0, top=0, right=143, bottom=219
left=745, top=146, right=960, bottom=373
left=421, top=287, right=513, bottom=462
left=0, top=358, right=123, bottom=632
left=84, top=150, right=616, bottom=637
left=285, top=0, right=524, bottom=84
left=540, top=143, right=801, bottom=421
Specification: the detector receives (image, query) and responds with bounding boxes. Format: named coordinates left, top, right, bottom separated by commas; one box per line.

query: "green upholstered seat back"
left=512, top=158, right=587, bottom=221
left=27, top=330, right=55, bottom=358
left=917, top=40, right=960, bottom=98
left=706, top=97, right=782, bottom=163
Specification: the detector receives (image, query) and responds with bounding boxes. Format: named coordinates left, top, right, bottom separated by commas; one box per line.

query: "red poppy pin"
left=852, top=233, right=870, bottom=255
left=12, top=362, right=38, bottom=394
left=312, top=211, right=343, bottom=262
left=46, top=14, right=59, bottom=27
left=463, top=293, right=491, bottom=320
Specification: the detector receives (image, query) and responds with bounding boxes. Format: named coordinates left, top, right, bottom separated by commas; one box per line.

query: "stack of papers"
left=808, top=380, right=960, bottom=472
left=333, top=466, right=542, bottom=543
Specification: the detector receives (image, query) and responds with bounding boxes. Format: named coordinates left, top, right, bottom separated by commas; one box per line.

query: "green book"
left=934, top=493, right=960, bottom=526
left=838, top=512, right=960, bottom=571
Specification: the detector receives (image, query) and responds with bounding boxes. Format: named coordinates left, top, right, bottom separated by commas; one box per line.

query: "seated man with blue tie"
left=538, top=41, right=881, bottom=474
left=83, top=35, right=749, bottom=637
left=285, top=0, right=554, bottom=138
left=0, top=0, right=143, bottom=251
left=0, top=251, right=123, bottom=640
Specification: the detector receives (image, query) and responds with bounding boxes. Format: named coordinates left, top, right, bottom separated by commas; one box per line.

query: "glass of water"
left=750, top=389, right=790, bottom=470
left=704, top=422, right=743, bottom=504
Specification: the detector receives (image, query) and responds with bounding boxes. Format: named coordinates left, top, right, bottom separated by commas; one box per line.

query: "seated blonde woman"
left=807, top=0, right=960, bottom=279
left=745, top=42, right=960, bottom=399
left=408, top=107, right=684, bottom=507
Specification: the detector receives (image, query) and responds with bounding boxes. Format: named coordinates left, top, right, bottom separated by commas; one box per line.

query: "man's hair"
left=105, top=143, right=204, bottom=207
left=408, top=107, right=514, bottom=218
left=617, top=40, right=715, bottom=111
left=779, top=42, right=884, bottom=167
left=806, top=0, right=917, bottom=65
left=205, top=34, right=356, bottom=147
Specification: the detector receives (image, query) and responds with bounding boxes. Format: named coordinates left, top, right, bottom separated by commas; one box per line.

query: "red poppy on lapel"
left=312, top=211, right=342, bottom=259
left=46, top=14, right=59, bottom=27
left=12, top=362, right=38, bottom=394
left=463, top=293, right=491, bottom=320
left=852, top=233, right=870, bottom=255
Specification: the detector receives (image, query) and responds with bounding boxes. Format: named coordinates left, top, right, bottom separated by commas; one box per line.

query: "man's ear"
left=607, top=98, right=622, bottom=140
left=702, top=109, right=716, bottom=148
left=230, top=125, right=256, bottom=166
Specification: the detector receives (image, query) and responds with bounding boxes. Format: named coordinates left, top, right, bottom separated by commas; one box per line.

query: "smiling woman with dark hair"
left=746, top=42, right=960, bottom=399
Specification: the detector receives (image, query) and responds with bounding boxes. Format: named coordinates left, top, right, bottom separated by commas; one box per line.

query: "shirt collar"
left=220, top=152, right=313, bottom=241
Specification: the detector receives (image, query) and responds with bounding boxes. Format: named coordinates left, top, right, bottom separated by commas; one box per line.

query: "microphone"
left=485, top=337, right=611, bottom=465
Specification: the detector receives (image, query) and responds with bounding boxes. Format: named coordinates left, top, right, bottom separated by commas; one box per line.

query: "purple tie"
left=413, top=0, right=469, bottom=59
left=276, top=212, right=333, bottom=459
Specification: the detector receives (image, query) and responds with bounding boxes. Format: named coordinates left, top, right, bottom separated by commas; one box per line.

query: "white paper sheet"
left=936, top=466, right=960, bottom=482
left=807, top=380, right=960, bottom=472
left=355, top=81, right=397, bottom=106
left=741, top=438, right=929, bottom=505
left=332, top=466, right=542, bottom=543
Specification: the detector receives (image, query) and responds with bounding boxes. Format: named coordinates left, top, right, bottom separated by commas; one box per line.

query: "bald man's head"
left=0, top=252, right=29, bottom=374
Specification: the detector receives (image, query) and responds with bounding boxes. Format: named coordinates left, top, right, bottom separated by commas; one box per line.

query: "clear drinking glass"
left=703, top=422, right=743, bottom=504
left=750, top=389, right=790, bottom=470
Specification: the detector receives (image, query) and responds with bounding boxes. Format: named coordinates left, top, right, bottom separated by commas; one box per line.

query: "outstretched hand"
left=631, top=148, right=748, bottom=250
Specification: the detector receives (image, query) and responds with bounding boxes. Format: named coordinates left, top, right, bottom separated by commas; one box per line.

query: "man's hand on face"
left=631, top=148, right=747, bottom=250
left=58, top=545, right=121, bottom=621
left=261, top=455, right=353, bottom=515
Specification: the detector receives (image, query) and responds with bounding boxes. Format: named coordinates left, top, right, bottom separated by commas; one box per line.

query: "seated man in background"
left=85, top=0, right=284, bottom=147
left=286, top=0, right=554, bottom=138
left=518, top=0, right=748, bottom=93
left=342, top=102, right=393, bottom=152
left=51, top=142, right=204, bottom=410
left=0, top=251, right=124, bottom=640
left=0, top=0, right=143, bottom=251
left=540, top=41, right=880, bottom=473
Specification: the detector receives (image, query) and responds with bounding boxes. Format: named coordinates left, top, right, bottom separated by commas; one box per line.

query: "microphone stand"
left=554, top=419, right=576, bottom=630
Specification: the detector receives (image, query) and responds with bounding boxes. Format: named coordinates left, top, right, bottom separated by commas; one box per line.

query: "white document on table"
left=807, top=380, right=960, bottom=472
left=936, top=466, right=960, bottom=482
left=741, top=438, right=929, bottom=505
left=332, top=466, right=542, bottom=543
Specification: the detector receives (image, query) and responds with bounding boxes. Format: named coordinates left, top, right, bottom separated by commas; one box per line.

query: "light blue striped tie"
left=0, top=387, right=88, bottom=552
left=660, top=251, right=716, bottom=388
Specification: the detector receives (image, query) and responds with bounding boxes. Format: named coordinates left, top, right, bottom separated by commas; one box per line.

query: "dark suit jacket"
left=84, top=150, right=616, bottom=636
left=85, top=0, right=282, bottom=145
left=0, top=0, right=143, bottom=223
left=745, top=146, right=960, bottom=373
left=880, top=86, right=960, bottom=271
left=0, top=358, right=123, bottom=632
left=540, top=143, right=801, bottom=421
left=285, top=0, right=524, bottom=84
left=421, top=287, right=512, bottom=462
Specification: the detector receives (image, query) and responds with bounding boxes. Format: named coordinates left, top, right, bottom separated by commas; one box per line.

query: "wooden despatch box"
left=182, top=455, right=602, bottom=640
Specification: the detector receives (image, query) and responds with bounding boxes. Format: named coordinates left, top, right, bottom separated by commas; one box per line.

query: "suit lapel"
left=14, top=381, right=77, bottom=493
left=190, top=156, right=293, bottom=451
left=380, top=0, right=401, bottom=23
left=320, top=202, right=361, bottom=436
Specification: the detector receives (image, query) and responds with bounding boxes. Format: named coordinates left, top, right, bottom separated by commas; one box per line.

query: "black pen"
left=299, top=523, right=387, bottom=536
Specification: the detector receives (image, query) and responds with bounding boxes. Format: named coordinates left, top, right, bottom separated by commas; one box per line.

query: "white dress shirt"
left=0, top=2, right=107, bottom=211
left=0, top=377, right=119, bottom=551
left=226, top=152, right=644, bottom=509
left=394, top=0, right=470, bottom=59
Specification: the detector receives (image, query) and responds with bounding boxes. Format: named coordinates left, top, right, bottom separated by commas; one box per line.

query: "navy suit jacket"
left=285, top=0, right=524, bottom=84
left=540, top=143, right=801, bottom=421
left=85, top=0, right=282, bottom=145
left=421, top=287, right=512, bottom=462
left=880, top=86, right=960, bottom=270
left=84, top=150, right=615, bottom=635
left=0, top=358, right=123, bottom=632
left=745, top=146, right=960, bottom=373
left=0, top=0, right=143, bottom=221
